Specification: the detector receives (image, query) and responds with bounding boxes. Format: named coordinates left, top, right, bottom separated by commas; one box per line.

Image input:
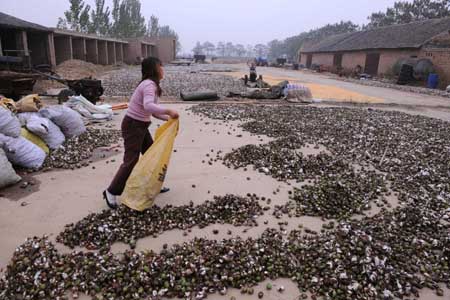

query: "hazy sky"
left=0, top=0, right=399, bottom=53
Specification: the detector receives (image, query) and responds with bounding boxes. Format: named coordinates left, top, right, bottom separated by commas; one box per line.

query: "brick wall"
left=378, top=49, right=420, bottom=75
left=72, top=38, right=86, bottom=61
left=86, top=39, right=98, bottom=64
left=305, top=50, right=421, bottom=76
left=125, top=38, right=175, bottom=64
left=299, top=53, right=306, bottom=65
left=341, top=51, right=366, bottom=71
left=311, top=53, right=334, bottom=66
left=296, top=48, right=450, bottom=88
left=299, top=53, right=313, bottom=67
left=124, top=40, right=142, bottom=64
left=152, top=37, right=176, bottom=64
left=420, top=48, right=450, bottom=88
left=54, top=36, right=72, bottom=65
left=97, top=41, right=108, bottom=65
left=299, top=51, right=367, bottom=72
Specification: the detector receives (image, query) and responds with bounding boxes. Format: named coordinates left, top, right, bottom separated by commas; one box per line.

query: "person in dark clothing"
left=247, top=60, right=257, bottom=82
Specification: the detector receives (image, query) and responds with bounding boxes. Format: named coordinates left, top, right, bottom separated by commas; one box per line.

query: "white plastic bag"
left=65, top=95, right=113, bottom=122
left=0, top=148, right=21, bottom=189
left=41, top=120, right=66, bottom=150
left=17, top=112, right=36, bottom=126
left=0, top=107, right=21, bottom=137
left=18, top=112, right=49, bottom=136
left=0, top=133, right=46, bottom=169
left=18, top=112, right=65, bottom=149
left=39, top=106, right=86, bottom=138
left=283, top=84, right=313, bottom=101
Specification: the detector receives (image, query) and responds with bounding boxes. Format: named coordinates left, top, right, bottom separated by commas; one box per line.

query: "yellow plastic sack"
left=16, top=94, right=43, bottom=113
left=0, top=97, right=17, bottom=113
left=122, top=119, right=179, bottom=211
left=21, top=128, right=49, bottom=154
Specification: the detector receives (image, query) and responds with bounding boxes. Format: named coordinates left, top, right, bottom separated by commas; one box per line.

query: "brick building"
left=52, top=29, right=128, bottom=66
left=0, top=12, right=176, bottom=70
left=0, top=11, right=56, bottom=69
left=299, top=18, right=450, bottom=87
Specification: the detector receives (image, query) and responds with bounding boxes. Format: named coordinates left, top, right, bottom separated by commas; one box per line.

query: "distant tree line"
left=192, top=41, right=269, bottom=58
left=266, top=0, right=450, bottom=61
left=366, top=0, right=450, bottom=28
left=267, top=21, right=359, bottom=61
left=57, top=0, right=181, bottom=53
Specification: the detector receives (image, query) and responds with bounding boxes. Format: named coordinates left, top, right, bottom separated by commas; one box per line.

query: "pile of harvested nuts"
left=42, top=128, right=121, bottom=170
left=1, top=206, right=448, bottom=300
left=222, top=138, right=388, bottom=219
left=1, top=104, right=450, bottom=300
left=57, top=194, right=263, bottom=250
left=276, top=168, right=387, bottom=219
left=101, top=65, right=246, bottom=98
left=191, top=104, right=450, bottom=218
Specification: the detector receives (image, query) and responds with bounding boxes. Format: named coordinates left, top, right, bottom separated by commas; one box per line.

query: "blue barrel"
left=427, top=73, right=439, bottom=89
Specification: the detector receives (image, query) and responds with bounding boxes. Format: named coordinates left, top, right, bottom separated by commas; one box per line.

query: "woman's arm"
left=142, top=82, right=179, bottom=119
left=152, top=113, right=169, bottom=121
left=142, top=82, right=169, bottom=115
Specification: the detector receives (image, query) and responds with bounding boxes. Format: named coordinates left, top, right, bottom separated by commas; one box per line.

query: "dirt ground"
left=33, top=59, right=120, bottom=94
left=2, top=64, right=450, bottom=299
left=1, top=103, right=449, bottom=300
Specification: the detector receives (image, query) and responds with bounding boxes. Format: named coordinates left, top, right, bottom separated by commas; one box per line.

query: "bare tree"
left=246, top=44, right=255, bottom=57
left=225, top=42, right=235, bottom=56
left=216, top=42, right=226, bottom=57
left=202, top=41, right=215, bottom=56
left=192, top=42, right=204, bottom=55
left=254, top=44, right=269, bottom=58
left=235, top=44, right=246, bottom=57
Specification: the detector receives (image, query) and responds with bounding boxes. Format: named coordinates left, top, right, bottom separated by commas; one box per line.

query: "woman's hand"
left=167, top=109, right=179, bottom=119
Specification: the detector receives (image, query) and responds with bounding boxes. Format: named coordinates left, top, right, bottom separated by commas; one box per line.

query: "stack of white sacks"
left=0, top=101, right=87, bottom=189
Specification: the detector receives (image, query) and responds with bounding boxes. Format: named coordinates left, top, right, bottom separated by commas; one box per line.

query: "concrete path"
left=229, top=64, right=450, bottom=108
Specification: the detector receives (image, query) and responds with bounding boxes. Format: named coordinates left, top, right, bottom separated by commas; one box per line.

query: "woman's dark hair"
left=141, top=57, right=163, bottom=97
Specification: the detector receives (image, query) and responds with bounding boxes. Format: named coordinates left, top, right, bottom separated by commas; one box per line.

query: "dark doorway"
left=306, top=54, right=312, bottom=68
left=28, top=32, right=50, bottom=66
left=0, top=29, right=20, bottom=56
left=333, top=53, right=343, bottom=68
left=364, top=53, right=380, bottom=75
